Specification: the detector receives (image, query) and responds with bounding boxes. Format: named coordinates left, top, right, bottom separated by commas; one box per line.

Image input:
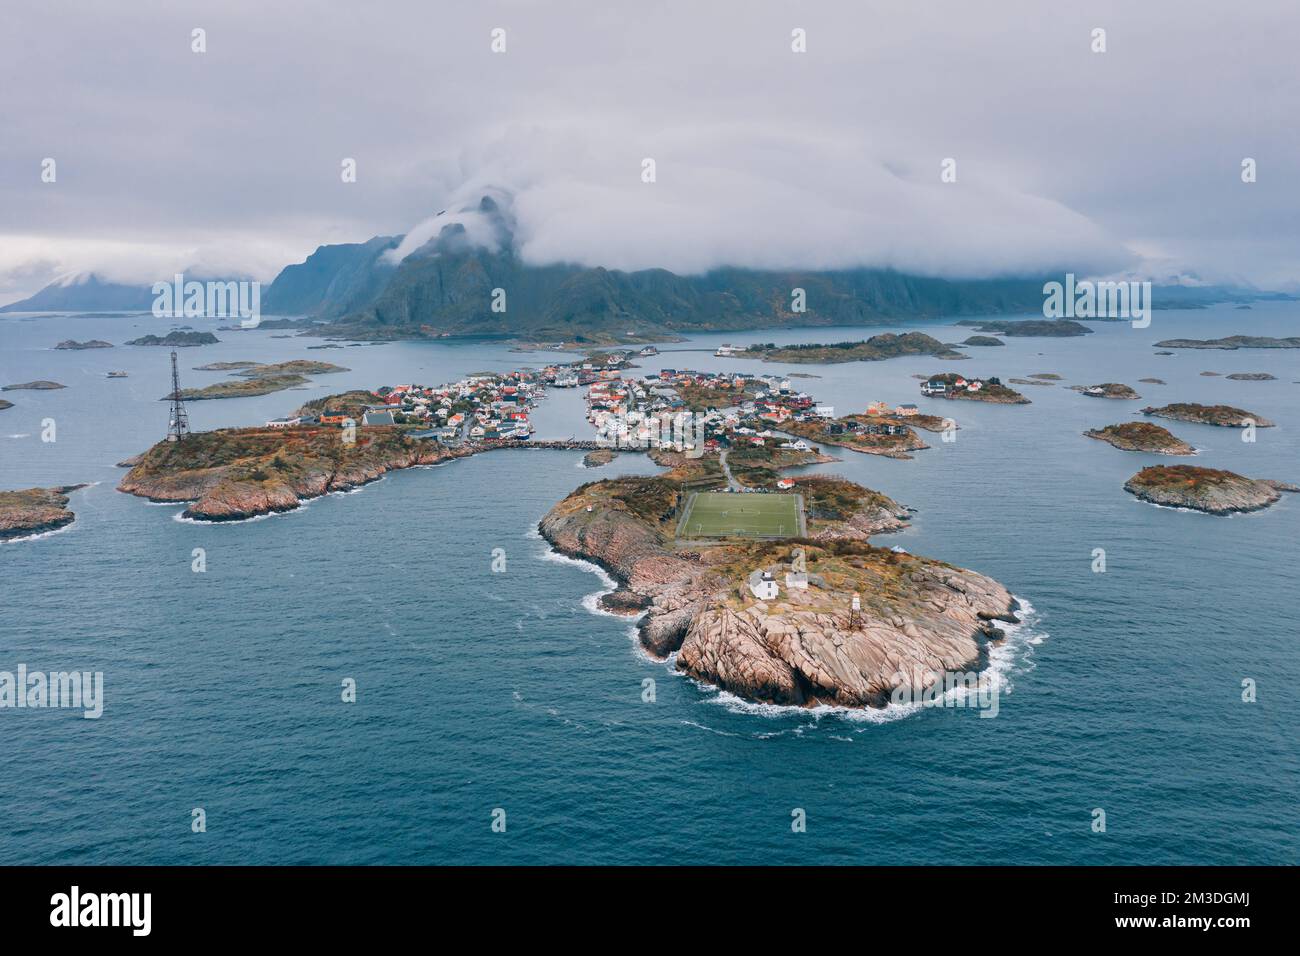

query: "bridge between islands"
left=474, top=439, right=613, bottom=451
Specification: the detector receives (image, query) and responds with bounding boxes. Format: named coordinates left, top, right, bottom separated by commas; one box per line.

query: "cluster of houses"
left=264, top=371, right=545, bottom=442
left=921, top=375, right=1002, bottom=397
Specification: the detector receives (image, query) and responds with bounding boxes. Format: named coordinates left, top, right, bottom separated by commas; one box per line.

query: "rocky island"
left=961, top=319, right=1093, bottom=337
left=539, top=463, right=1018, bottom=709
left=54, top=339, right=113, bottom=350
left=739, top=332, right=964, bottom=364
left=1071, top=382, right=1141, bottom=399
left=2, top=380, right=66, bottom=391
left=961, top=335, right=1005, bottom=347
left=0, top=400, right=13, bottom=411
left=118, top=425, right=470, bottom=520
left=1084, top=422, right=1195, bottom=455
left=782, top=415, right=930, bottom=459
left=924, top=372, right=1029, bottom=404
left=1225, top=373, right=1277, bottom=381
left=125, top=331, right=219, bottom=347
left=1141, top=403, right=1274, bottom=428
left=0, top=485, right=88, bottom=541
left=1124, top=465, right=1296, bottom=515
left=1152, top=335, right=1300, bottom=350
left=177, top=360, right=349, bottom=400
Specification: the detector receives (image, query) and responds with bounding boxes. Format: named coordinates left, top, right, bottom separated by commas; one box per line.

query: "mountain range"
left=4, top=195, right=1288, bottom=343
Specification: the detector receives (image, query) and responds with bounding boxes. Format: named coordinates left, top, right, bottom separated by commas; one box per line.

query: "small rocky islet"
left=53, top=339, right=113, bottom=350
left=0, top=485, right=88, bottom=541
left=1071, top=382, right=1141, bottom=399
left=1124, top=466, right=1296, bottom=515
left=125, top=331, right=219, bottom=347
left=2, top=380, right=65, bottom=391
left=1084, top=422, right=1195, bottom=455
left=1141, top=403, right=1273, bottom=428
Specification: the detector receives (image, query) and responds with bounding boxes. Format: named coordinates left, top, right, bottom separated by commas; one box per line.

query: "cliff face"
left=1124, top=465, right=1296, bottom=514
left=538, top=475, right=1017, bottom=708
left=0, top=485, right=87, bottom=540
left=118, top=427, right=469, bottom=521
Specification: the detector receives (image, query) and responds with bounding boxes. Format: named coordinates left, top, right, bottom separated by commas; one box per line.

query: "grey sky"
left=2, top=0, right=1297, bottom=304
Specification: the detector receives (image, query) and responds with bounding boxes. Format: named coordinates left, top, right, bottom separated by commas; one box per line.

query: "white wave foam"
left=0, top=521, right=76, bottom=544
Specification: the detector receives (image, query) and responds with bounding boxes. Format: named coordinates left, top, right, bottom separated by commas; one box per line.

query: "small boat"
left=107, top=371, right=128, bottom=378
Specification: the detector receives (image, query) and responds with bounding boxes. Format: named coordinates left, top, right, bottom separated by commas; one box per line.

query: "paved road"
left=718, top=447, right=742, bottom=490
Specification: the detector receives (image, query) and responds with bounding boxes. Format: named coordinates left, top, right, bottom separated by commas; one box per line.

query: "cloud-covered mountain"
left=0, top=273, right=157, bottom=313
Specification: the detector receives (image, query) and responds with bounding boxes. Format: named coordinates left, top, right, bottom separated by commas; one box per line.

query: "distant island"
left=176, top=360, right=350, bottom=401
left=126, top=331, right=219, bottom=347
left=1152, top=335, right=1300, bottom=350
left=736, top=332, right=963, bottom=364
left=0, top=400, right=12, bottom=411
left=2, top=380, right=65, bottom=391
left=1071, top=382, right=1141, bottom=399
left=1085, top=422, right=1195, bottom=455
left=960, top=319, right=1094, bottom=337
left=1225, top=372, right=1277, bottom=381
left=961, top=335, right=1004, bottom=347
left=54, top=339, right=113, bottom=350
left=0, top=485, right=87, bottom=541
left=1124, top=465, right=1296, bottom=514
left=1141, top=403, right=1274, bottom=428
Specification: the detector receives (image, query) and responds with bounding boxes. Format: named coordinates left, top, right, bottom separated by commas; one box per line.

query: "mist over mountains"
left=4, top=191, right=1283, bottom=341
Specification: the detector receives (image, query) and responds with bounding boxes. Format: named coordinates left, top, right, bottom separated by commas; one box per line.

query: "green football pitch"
left=678, top=491, right=804, bottom=539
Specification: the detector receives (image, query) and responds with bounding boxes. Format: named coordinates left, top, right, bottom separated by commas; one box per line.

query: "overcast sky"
left=2, top=0, right=1297, bottom=304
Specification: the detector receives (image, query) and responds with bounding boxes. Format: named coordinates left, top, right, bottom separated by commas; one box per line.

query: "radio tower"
left=166, top=350, right=190, bottom=442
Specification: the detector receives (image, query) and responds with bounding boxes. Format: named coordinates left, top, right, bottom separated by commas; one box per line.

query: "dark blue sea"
left=1, top=305, right=1296, bottom=864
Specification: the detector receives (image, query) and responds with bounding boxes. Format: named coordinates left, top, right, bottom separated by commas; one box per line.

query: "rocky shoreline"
left=538, top=473, right=1018, bottom=708
left=1123, top=465, right=1296, bottom=515
left=0, top=485, right=88, bottom=541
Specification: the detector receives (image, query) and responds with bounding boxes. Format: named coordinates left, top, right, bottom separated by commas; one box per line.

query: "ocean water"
left=1, top=306, right=1296, bottom=865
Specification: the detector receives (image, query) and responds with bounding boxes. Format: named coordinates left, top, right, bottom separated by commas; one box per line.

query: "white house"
left=747, top=570, right=779, bottom=600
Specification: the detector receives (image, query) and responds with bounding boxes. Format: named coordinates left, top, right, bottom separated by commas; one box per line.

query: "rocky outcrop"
left=54, top=339, right=113, bottom=350
left=676, top=563, right=1015, bottom=707
left=538, top=474, right=1017, bottom=709
left=1085, top=422, right=1195, bottom=455
left=582, top=448, right=617, bottom=468
left=0, top=485, right=87, bottom=540
left=1124, top=465, right=1296, bottom=514
left=1141, top=403, right=1274, bottom=428
left=1225, top=372, right=1277, bottom=381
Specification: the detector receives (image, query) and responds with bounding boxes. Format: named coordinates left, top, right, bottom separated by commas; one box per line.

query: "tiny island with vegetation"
left=1124, top=465, right=1296, bottom=514
left=1085, top=422, right=1195, bottom=455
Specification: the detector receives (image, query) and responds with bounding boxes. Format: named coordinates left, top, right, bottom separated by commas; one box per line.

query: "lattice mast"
left=167, top=350, right=189, bottom=442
